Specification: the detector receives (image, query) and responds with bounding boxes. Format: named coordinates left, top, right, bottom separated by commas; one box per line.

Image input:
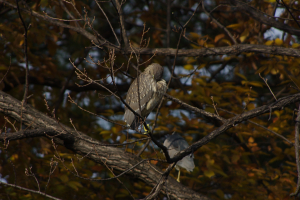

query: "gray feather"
left=163, top=133, right=195, bottom=172
left=124, top=63, right=167, bottom=130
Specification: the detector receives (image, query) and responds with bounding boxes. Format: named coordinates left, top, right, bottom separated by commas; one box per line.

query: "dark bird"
left=163, top=133, right=195, bottom=182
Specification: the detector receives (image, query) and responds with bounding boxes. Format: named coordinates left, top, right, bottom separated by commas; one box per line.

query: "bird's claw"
left=143, top=124, right=150, bottom=134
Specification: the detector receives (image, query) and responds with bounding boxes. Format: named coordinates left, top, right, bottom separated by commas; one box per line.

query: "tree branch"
left=1, top=0, right=300, bottom=58
left=0, top=181, right=62, bottom=200
left=0, top=91, right=209, bottom=200
left=230, top=0, right=300, bottom=36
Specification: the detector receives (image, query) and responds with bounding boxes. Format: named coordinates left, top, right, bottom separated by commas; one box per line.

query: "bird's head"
left=144, top=63, right=163, bottom=81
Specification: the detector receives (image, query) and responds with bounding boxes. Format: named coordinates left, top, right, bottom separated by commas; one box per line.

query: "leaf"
left=239, top=29, right=249, bottom=42
left=255, top=65, right=268, bottom=74
left=248, top=137, right=254, bottom=143
left=100, top=130, right=111, bottom=134
left=220, top=38, right=232, bottom=46
left=265, top=40, right=274, bottom=45
left=189, top=32, right=200, bottom=39
left=226, top=23, right=242, bottom=29
left=214, top=34, right=225, bottom=43
left=274, top=38, right=283, bottom=46
left=248, top=81, right=263, bottom=87
left=204, top=169, right=215, bottom=178
left=292, top=43, right=300, bottom=48
left=184, top=64, right=194, bottom=70
left=235, top=72, right=247, bottom=80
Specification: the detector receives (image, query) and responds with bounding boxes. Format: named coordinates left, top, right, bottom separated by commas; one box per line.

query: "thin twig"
left=112, top=0, right=129, bottom=48
left=0, top=57, right=11, bottom=84
left=259, top=73, right=277, bottom=101
left=277, top=0, right=300, bottom=28
left=0, top=182, right=62, bottom=200
left=95, top=0, right=120, bottom=46
left=143, top=163, right=176, bottom=200
left=211, top=96, right=219, bottom=116
left=202, top=1, right=237, bottom=45
left=16, top=0, right=29, bottom=104
left=25, top=167, right=40, bottom=191
left=44, top=158, right=58, bottom=193
left=93, top=146, right=135, bottom=199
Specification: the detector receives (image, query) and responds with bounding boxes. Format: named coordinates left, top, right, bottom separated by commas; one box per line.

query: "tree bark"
left=0, top=91, right=210, bottom=200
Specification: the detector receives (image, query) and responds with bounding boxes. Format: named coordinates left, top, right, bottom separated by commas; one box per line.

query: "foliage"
left=0, top=0, right=300, bottom=199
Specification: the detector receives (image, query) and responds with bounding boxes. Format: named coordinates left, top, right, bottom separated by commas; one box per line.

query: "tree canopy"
left=1, top=0, right=300, bottom=199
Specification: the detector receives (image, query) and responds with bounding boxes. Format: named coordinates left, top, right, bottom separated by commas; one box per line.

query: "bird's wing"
left=177, top=156, right=195, bottom=172
left=164, top=134, right=195, bottom=171
left=124, top=73, right=155, bottom=127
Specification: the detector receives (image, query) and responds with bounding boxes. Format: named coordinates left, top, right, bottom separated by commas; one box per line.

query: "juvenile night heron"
left=124, top=63, right=167, bottom=130
left=163, top=133, right=195, bottom=182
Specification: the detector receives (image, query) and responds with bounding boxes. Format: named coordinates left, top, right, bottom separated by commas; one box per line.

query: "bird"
left=124, top=63, right=167, bottom=130
left=163, top=133, right=195, bottom=182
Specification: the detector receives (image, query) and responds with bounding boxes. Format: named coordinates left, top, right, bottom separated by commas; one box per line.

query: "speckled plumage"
left=163, top=133, right=195, bottom=172
left=124, top=63, right=167, bottom=130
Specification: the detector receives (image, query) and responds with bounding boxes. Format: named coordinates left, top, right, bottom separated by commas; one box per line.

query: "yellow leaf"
left=255, top=65, right=268, bottom=74
left=274, top=38, right=283, bottom=46
left=292, top=43, right=300, bottom=48
left=274, top=110, right=281, bottom=117
left=270, top=68, right=279, bottom=75
left=239, top=29, right=249, bottom=43
left=204, top=170, right=215, bottom=178
left=184, top=64, right=194, bottom=70
left=186, top=57, right=197, bottom=63
left=214, top=34, right=225, bottom=43
left=191, top=44, right=201, bottom=49
left=235, top=72, right=247, bottom=80
left=248, top=81, right=263, bottom=87
left=241, top=80, right=248, bottom=85
left=240, top=132, right=253, bottom=136
left=248, top=137, right=254, bottom=143
left=265, top=40, right=274, bottom=45
left=10, top=154, right=18, bottom=161
left=189, top=32, right=200, bottom=39
left=226, top=23, right=242, bottom=29
left=19, top=39, right=24, bottom=46
left=100, top=130, right=111, bottom=134
left=220, top=38, right=232, bottom=46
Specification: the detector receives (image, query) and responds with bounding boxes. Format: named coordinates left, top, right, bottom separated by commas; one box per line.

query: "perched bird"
left=124, top=63, right=167, bottom=130
left=163, top=133, right=195, bottom=182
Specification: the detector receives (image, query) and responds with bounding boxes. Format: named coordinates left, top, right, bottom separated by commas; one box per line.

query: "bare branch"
left=113, top=0, right=129, bottom=48
left=0, top=181, right=62, bottom=200
left=202, top=1, right=237, bottom=45
left=0, top=91, right=208, bottom=199
left=229, top=0, right=300, bottom=36
left=95, top=0, right=120, bottom=46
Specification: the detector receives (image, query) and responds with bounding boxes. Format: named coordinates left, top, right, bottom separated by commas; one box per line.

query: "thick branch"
left=169, top=93, right=300, bottom=164
left=230, top=0, right=300, bottom=36
left=1, top=1, right=300, bottom=58
left=0, top=91, right=209, bottom=200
